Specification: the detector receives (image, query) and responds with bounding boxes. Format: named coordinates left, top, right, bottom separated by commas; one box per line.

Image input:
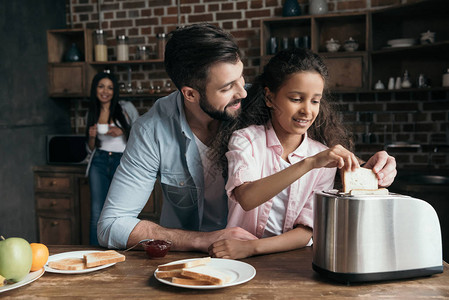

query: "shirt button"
left=179, top=181, right=185, bottom=186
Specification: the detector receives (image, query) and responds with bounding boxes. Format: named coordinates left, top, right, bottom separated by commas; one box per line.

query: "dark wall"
left=0, top=1, right=70, bottom=241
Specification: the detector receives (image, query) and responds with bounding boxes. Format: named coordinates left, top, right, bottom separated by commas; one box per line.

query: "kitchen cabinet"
left=370, top=0, right=449, bottom=89
left=47, top=29, right=96, bottom=97
left=259, top=0, right=448, bottom=93
left=34, top=165, right=88, bottom=244
left=46, top=28, right=168, bottom=98
left=34, top=165, right=163, bottom=245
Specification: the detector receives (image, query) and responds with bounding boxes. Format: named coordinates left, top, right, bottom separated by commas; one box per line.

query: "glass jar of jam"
left=142, top=240, right=172, bottom=258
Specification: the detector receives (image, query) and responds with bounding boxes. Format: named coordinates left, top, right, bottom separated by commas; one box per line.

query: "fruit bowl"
left=142, top=240, right=172, bottom=258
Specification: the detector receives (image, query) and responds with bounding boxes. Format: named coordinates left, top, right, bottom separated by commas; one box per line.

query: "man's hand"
left=200, top=227, right=258, bottom=252
left=363, top=151, right=397, bottom=187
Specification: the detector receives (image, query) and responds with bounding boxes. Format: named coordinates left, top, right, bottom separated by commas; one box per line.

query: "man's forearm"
left=128, top=220, right=212, bottom=251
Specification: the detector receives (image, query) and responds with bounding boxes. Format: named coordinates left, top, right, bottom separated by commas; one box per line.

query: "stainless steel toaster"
left=312, top=191, right=443, bottom=283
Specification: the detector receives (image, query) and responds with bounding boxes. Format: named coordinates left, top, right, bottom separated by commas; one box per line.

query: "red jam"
left=142, top=240, right=172, bottom=258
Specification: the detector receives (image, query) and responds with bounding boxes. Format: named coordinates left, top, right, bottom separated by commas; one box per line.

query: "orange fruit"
left=30, top=243, right=49, bottom=271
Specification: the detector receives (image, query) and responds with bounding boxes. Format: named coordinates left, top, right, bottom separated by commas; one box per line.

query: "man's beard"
left=198, top=91, right=241, bottom=121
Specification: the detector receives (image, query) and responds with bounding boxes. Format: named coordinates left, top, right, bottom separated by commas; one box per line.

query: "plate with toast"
left=45, top=250, right=125, bottom=274
left=154, top=257, right=256, bottom=289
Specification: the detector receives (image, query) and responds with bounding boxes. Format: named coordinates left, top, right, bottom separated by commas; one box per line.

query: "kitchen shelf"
left=260, top=0, right=448, bottom=93
left=90, top=58, right=164, bottom=65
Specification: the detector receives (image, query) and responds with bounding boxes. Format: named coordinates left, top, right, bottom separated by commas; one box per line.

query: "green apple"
left=0, top=236, right=32, bottom=282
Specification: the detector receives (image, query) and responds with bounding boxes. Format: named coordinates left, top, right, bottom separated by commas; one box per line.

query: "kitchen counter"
left=2, top=245, right=448, bottom=299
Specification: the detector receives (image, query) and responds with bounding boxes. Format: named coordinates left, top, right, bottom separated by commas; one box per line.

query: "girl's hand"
left=310, top=144, right=358, bottom=171
left=208, top=239, right=254, bottom=259
left=88, top=124, right=97, bottom=137
left=106, top=126, right=124, bottom=137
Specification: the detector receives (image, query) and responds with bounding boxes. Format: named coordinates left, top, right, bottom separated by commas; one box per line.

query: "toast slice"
left=342, top=168, right=378, bottom=193
left=157, top=257, right=211, bottom=271
left=156, top=269, right=183, bottom=279
left=48, top=258, right=86, bottom=271
left=83, top=250, right=126, bottom=268
left=171, top=277, right=212, bottom=285
left=349, top=188, right=389, bottom=196
left=180, top=265, right=231, bottom=285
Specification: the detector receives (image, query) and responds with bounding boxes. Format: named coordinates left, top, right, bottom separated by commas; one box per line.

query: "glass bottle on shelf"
left=136, top=46, right=148, bottom=61
left=94, top=29, right=107, bottom=62
left=116, top=35, right=129, bottom=61
left=157, top=33, right=166, bottom=59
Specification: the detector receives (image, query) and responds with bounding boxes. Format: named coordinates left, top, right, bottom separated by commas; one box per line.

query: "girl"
left=208, top=48, right=358, bottom=259
left=86, top=72, right=139, bottom=245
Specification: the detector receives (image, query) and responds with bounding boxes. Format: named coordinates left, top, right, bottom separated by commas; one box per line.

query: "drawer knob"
left=50, top=180, right=57, bottom=186
left=51, top=221, right=59, bottom=227
left=50, top=201, right=57, bottom=207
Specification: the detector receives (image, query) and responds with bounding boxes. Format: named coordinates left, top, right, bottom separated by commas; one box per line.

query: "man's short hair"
left=165, top=23, right=241, bottom=93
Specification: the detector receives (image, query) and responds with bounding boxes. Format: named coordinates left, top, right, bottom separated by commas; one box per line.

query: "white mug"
left=97, top=123, right=109, bottom=134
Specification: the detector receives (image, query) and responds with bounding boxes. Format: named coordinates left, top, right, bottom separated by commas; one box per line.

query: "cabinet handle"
left=50, top=180, right=57, bottom=186
left=50, top=201, right=57, bottom=207
left=51, top=221, right=59, bottom=227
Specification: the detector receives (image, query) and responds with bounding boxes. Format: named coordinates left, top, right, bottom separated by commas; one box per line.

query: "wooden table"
left=2, top=245, right=449, bottom=299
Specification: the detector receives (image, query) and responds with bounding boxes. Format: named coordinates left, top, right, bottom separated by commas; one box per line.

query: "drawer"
left=35, top=174, right=71, bottom=193
left=37, top=215, right=78, bottom=245
left=36, top=195, right=72, bottom=212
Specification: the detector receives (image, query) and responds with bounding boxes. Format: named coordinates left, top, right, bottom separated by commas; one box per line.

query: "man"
left=97, top=24, right=397, bottom=251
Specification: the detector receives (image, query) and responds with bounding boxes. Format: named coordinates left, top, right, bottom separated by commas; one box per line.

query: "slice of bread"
left=48, top=258, right=86, bottom=271
left=349, top=188, right=389, bottom=195
left=156, top=269, right=183, bottom=279
left=171, top=277, right=212, bottom=286
left=84, top=250, right=126, bottom=268
left=342, top=168, right=378, bottom=193
left=180, top=265, right=231, bottom=285
left=158, top=257, right=211, bottom=271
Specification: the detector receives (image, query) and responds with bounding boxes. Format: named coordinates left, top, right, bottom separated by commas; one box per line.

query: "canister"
left=157, top=33, right=166, bottom=59
left=136, top=46, right=148, bottom=60
left=94, top=29, right=107, bottom=62
left=116, top=35, right=129, bottom=61
left=443, top=69, right=449, bottom=87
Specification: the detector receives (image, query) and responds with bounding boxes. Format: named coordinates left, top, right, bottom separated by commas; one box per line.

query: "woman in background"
left=85, top=72, right=139, bottom=245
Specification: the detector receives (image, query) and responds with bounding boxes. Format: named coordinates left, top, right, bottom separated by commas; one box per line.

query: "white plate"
left=44, top=250, right=116, bottom=274
left=387, top=38, right=415, bottom=47
left=0, top=268, right=45, bottom=293
left=154, top=258, right=256, bottom=289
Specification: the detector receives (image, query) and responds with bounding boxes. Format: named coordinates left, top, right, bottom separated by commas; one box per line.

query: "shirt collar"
left=265, top=120, right=310, bottom=158
left=176, top=91, right=194, bottom=140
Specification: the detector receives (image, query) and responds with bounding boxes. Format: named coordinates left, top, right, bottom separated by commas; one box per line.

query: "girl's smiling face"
left=266, top=71, right=324, bottom=143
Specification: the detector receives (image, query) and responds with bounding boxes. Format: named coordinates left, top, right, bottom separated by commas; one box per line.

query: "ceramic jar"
left=343, top=37, right=359, bottom=52
left=325, top=38, right=340, bottom=52
left=309, top=0, right=328, bottom=15
left=283, top=0, right=302, bottom=17
left=420, top=30, right=435, bottom=44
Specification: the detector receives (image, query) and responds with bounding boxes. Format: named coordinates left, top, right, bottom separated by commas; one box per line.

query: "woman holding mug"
left=85, top=71, right=139, bottom=245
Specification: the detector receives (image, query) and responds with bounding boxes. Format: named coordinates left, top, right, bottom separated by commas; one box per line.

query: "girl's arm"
left=234, top=145, right=358, bottom=211
left=208, top=225, right=312, bottom=259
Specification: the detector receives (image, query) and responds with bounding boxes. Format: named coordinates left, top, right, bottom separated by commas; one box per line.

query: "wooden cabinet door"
left=48, top=64, right=85, bottom=97
left=37, top=215, right=77, bottom=245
